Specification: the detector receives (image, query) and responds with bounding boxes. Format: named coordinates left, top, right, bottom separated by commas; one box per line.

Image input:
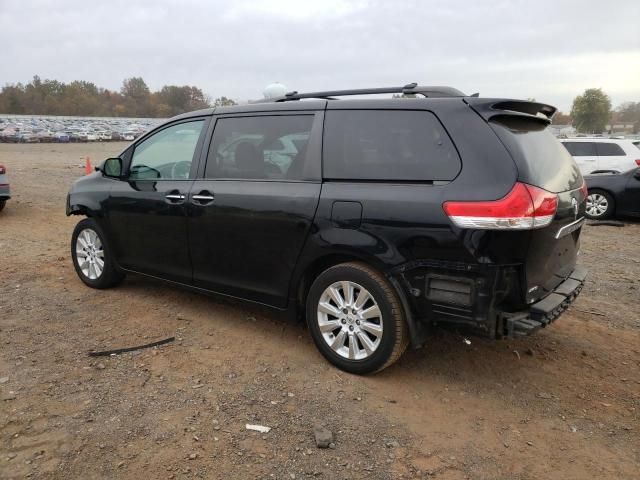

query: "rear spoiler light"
left=443, top=182, right=558, bottom=230
left=464, top=98, right=557, bottom=125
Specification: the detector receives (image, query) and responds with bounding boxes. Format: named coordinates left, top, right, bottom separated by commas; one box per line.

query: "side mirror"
left=101, top=157, right=123, bottom=178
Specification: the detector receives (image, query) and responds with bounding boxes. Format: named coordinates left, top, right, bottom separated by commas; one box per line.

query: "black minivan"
left=67, top=84, right=587, bottom=374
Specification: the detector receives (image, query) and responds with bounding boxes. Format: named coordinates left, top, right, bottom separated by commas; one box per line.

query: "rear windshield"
left=323, top=110, right=461, bottom=181
left=490, top=116, right=582, bottom=193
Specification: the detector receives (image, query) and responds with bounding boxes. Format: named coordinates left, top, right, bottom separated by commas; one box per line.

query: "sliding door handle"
left=191, top=190, right=215, bottom=206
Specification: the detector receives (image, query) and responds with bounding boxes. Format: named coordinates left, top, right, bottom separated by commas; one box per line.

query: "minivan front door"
left=187, top=113, right=323, bottom=307
left=107, top=118, right=208, bottom=283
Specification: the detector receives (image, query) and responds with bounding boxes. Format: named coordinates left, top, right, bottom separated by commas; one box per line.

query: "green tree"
left=213, top=96, right=237, bottom=107
left=570, top=88, right=611, bottom=134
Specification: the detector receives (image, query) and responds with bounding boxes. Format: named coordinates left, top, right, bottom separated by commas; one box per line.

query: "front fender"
left=66, top=173, right=111, bottom=217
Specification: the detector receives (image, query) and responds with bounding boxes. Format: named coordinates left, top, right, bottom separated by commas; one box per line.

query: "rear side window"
left=206, top=115, right=314, bottom=180
left=323, top=110, right=460, bottom=181
left=562, top=141, right=596, bottom=156
left=596, top=142, right=625, bottom=156
left=491, top=117, right=582, bottom=193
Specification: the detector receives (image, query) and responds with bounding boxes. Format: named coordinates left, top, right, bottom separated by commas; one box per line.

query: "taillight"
left=0, top=165, right=5, bottom=175
left=443, top=182, right=558, bottom=230
left=635, top=159, right=640, bottom=166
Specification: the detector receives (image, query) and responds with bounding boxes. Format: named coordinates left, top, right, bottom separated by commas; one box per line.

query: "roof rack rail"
left=272, top=83, right=467, bottom=102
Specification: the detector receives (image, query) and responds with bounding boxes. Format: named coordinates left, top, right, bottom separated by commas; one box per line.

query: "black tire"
left=0, top=200, right=5, bottom=212
left=306, top=262, right=409, bottom=374
left=71, top=218, right=124, bottom=289
left=585, top=189, right=615, bottom=220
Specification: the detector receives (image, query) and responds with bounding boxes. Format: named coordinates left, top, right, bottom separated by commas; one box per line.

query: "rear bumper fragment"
left=502, top=265, right=587, bottom=337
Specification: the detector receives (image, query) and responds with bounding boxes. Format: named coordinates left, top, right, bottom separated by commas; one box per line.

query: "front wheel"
left=306, top=262, right=409, bottom=374
left=585, top=189, right=614, bottom=220
left=0, top=200, right=5, bottom=212
left=71, top=218, right=124, bottom=289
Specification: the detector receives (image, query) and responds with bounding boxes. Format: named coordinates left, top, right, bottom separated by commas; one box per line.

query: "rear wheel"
left=306, top=262, right=409, bottom=374
left=71, top=218, right=124, bottom=289
left=586, top=189, right=614, bottom=220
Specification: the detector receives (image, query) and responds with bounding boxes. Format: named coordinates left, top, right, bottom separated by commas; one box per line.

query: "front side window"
left=129, top=120, right=204, bottom=180
left=206, top=115, right=314, bottom=180
left=595, top=142, right=625, bottom=156
left=561, top=141, right=596, bottom=156
left=323, top=110, right=461, bottom=181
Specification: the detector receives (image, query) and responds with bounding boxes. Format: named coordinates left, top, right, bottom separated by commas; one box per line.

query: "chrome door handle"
left=191, top=190, right=215, bottom=205
left=165, top=194, right=185, bottom=200
left=165, top=191, right=186, bottom=204
left=192, top=194, right=214, bottom=202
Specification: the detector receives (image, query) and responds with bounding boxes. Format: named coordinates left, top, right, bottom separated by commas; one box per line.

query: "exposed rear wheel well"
left=297, top=254, right=371, bottom=309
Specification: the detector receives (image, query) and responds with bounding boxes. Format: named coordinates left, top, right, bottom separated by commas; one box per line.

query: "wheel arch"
left=293, top=252, right=425, bottom=349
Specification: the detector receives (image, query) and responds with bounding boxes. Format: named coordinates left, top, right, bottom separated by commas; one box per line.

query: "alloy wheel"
left=586, top=193, right=608, bottom=217
left=75, top=228, right=105, bottom=280
left=316, top=281, right=383, bottom=360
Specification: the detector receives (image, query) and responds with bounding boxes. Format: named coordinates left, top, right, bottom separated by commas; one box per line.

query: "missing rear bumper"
left=501, top=266, right=587, bottom=337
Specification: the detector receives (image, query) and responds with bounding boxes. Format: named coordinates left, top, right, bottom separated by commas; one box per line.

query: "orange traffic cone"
left=84, top=156, right=93, bottom=175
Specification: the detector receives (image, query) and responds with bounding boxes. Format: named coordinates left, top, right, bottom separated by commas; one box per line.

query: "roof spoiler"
left=464, top=98, right=557, bottom=124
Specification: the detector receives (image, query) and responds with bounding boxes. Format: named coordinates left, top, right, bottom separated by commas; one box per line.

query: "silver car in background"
left=0, top=164, right=10, bottom=212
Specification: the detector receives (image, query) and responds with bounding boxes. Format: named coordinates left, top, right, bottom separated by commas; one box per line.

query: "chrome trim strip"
left=555, top=217, right=585, bottom=239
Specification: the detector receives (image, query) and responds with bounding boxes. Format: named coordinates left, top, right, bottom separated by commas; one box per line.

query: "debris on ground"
left=313, top=424, right=334, bottom=448
left=246, top=424, right=271, bottom=433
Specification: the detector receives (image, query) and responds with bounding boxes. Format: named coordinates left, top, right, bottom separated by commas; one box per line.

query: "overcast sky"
left=1, top=0, right=639, bottom=112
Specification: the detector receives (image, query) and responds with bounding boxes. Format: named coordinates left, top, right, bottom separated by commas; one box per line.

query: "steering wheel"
left=170, top=161, right=192, bottom=179
left=130, top=164, right=161, bottom=179
left=264, top=160, right=282, bottom=176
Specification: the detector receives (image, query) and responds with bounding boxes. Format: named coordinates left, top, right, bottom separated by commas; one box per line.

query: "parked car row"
left=0, top=164, right=10, bottom=212
left=0, top=116, right=163, bottom=143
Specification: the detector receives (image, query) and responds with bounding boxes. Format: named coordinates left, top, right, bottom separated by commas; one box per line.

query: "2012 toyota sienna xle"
left=66, top=83, right=588, bottom=374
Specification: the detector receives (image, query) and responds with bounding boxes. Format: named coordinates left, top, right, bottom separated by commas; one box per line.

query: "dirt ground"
left=1, top=143, right=639, bottom=480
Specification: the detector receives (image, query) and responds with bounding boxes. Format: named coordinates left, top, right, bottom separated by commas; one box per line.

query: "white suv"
left=560, top=138, right=640, bottom=175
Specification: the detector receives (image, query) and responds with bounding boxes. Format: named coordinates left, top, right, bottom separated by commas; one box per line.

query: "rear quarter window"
left=491, top=116, right=583, bottom=193
left=562, top=141, right=597, bottom=156
left=323, top=110, right=461, bottom=181
left=595, top=142, right=625, bottom=156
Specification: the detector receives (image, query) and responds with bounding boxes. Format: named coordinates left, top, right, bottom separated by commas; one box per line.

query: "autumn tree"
left=0, top=76, right=223, bottom=117
left=615, top=102, right=640, bottom=133
left=570, top=88, right=611, bottom=134
left=552, top=111, right=572, bottom=125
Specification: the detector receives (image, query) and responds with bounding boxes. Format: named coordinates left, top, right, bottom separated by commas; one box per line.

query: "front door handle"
left=191, top=190, right=215, bottom=206
left=165, top=190, right=186, bottom=204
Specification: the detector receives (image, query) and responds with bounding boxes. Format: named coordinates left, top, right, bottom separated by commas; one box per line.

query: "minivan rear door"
left=187, top=111, right=324, bottom=308
left=490, top=117, right=586, bottom=304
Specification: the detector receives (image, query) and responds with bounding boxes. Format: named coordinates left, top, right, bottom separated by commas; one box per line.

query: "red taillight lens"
left=443, top=182, right=558, bottom=230
left=0, top=165, right=5, bottom=175
left=635, top=159, right=640, bottom=166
